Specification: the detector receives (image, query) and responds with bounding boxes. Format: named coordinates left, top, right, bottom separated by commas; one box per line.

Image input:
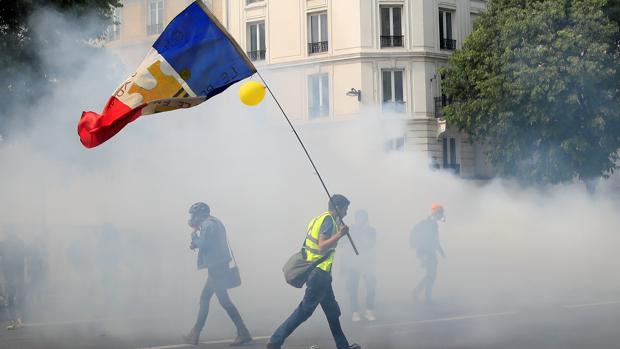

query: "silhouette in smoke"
left=0, top=226, right=27, bottom=329
left=184, top=202, right=252, bottom=346
left=410, top=204, right=446, bottom=305
left=26, top=230, right=49, bottom=314
left=340, top=209, right=377, bottom=322
left=267, top=194, right=361, bottom=349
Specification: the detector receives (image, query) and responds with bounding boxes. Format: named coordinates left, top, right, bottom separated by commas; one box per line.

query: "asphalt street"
left=2, top=298, right=620, bottom=349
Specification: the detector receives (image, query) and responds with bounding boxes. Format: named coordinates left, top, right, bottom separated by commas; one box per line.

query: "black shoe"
left=182, top=330, right=199, bottom=346
left=266, top=341, right=281, bottom=349
left=230, top=333, right=252, bottom=346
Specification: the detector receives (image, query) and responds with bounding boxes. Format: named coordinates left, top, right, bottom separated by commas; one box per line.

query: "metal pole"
left=256, top=72, right=359, bottom=255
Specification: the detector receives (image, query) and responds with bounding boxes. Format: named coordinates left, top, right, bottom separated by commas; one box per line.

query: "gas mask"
left=188, top=214, right=206, bottom=229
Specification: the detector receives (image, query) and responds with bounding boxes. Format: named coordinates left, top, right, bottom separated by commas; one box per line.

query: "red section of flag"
left=78, top=97, right=144, bottom=148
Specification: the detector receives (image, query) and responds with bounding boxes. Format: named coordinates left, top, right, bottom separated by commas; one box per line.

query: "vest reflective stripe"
left=304, top=211, right=336, bottom=272
left=306, top=235, right=319, bottom=245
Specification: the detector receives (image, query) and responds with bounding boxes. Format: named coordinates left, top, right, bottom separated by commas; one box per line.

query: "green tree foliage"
left=441, top=0, right=620, bottom=183
left=0, top=0, right=121, bottom=132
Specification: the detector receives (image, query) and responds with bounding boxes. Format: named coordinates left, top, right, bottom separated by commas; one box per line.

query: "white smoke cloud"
left=1, top=6, right=619, bottom=345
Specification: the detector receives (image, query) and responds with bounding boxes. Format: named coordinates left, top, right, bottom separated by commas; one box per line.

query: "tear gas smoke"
left=0, top=7, right=619, bottom=345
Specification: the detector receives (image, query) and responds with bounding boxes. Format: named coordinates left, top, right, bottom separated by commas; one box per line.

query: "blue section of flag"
left=153, top=1, right=255, bottom=98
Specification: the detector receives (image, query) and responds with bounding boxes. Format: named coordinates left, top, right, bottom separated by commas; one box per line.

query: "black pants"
left=414, top=253, right=438, bottom=302
left=192, top=267, right=249, bottom=336
left=6, top=277, right=25, bottom=321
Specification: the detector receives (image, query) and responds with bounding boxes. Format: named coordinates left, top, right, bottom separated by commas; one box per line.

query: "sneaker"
left=348, top=344, right=361, bottom=349
left=230, top=333, right=252, bottom=346
left=266, top=341, right=281, bottom=349
left=364, top=310, right=376, bottom=321
left=182, top=329, right=199, bottom=346
left=7, top=318, right=22, bottom=330
left=351, top=311, right=361, bottom=322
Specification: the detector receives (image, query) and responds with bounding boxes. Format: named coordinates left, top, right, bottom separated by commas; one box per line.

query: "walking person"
left=1, top=228, right=27, bottom=330
left=183, top=202, right=252, bottom=346
left=267, top=194, right=361, bottom=349
left=340, top=209, right=377, bottom=322
left=410, top=204, right=446, bottom=305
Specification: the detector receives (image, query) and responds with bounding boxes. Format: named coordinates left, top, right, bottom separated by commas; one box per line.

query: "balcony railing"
left=434, top=96, right=453, bottom=118
left=147, top=23, right=164, bottom=36
left=247, top=50, right=266, bottom=61
left=309, top=105, right=329, bottom=118
left=440, top=38, right=457, bottom=50
left=443, top=163, right=461, bottom=174
left=382, top=100, right=406, bottom=113
left=308, top=41, right=328, bottom=54
left=380, top=35, right=404, bottom=48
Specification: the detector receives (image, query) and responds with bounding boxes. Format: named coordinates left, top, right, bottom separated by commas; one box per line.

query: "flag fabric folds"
left=78, top=1, right=256, bottom=148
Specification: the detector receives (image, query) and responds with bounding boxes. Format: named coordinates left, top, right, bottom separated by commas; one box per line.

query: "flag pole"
left=256, top=71, right=359, bottom=256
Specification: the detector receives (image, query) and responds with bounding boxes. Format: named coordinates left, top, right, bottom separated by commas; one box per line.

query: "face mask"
left=188, top=215, right=204, bottom=229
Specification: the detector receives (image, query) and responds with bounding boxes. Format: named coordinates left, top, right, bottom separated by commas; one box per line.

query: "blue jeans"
left=346, top=269, right=376, bottom=312
left=270, top=268, right=349, bottom=349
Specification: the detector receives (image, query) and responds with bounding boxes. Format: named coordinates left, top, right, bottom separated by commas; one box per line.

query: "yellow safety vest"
left=304, top=211, right=337, bottom=272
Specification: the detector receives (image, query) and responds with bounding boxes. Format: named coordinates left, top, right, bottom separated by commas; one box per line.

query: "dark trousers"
left=192, top=269, right=249, bottom=337
left=270, top=268, right=349, bottom=349
left=6, top=278, right=24, bottom=321
left=346, top=269, right=376, bottom=312
left=414, top=253, right=438, bottom=302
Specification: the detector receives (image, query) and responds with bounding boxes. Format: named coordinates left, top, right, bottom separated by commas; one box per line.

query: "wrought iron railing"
left=382, top=100, right=406, bottom=113
left=440, top=38, right=457, bottom=50
left=434, top=96, right=453, bottom=118
left=443, top=163, right=461, bottom=174
left=308, top=41, right=329, bottom=54
left=380, top=35, right=404, bottom=48
left=309, top=105, right=329, bottom=118
left=247, top=50, right=266, bottom=61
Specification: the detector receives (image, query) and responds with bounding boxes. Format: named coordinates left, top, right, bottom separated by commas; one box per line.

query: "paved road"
left=2, top=299, right=620, bottom=348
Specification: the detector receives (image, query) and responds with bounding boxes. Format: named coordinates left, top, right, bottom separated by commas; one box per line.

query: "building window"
left=246, top=0, right=262, bottom=4
left=470, top=12, right=480, bottom=32
left=442, top=137, right=460, bottom=173
left=439, top=9, right=456, bottom=50
left=147, top=0, right=164, bottom=35
left=434, top=72, right=453, bottom=118
left=382, top=70, right=405, bottom=113
left=380, top=6, right=403, bottom=48
left=385, top=136, right=406, bottom=152
left=308, top=12, right=328, bottom=54
left=108, top=7, right=121, bottom=41
left=308, top=74, right=329, bottom=119
left=247, top=22, right=266, bottom=61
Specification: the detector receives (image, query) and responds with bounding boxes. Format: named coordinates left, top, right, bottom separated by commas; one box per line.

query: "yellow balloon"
left=239, top=81, right=266, bottom=106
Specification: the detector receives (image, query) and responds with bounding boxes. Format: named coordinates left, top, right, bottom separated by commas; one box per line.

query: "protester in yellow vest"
left=267, top=194, right=361, bottom=349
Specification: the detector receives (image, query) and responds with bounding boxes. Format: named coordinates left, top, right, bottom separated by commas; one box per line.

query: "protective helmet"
left=189, top=202, right=210, bottom=216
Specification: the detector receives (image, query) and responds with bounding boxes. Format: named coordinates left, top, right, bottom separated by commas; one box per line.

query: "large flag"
left=78, top=1, right=256, bottom=148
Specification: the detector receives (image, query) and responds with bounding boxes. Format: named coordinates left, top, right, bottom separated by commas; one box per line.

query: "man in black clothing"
left=183, top=202, right=252, bottom=346
left=410, top=204, right=446, bottom=305
left=0, top=228, right=27, bottom=329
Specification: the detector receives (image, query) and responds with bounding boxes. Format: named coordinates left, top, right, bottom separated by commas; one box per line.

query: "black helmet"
left=189, top=202, right=210, bottom=216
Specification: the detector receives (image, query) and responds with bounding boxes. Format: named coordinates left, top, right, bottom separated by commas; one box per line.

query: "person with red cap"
left=409, top=204, right=446, bottom=305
